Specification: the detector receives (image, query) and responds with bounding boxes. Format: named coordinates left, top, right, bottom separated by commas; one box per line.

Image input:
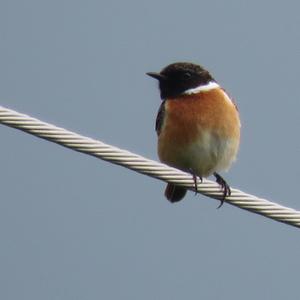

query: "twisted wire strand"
left=0, top=105, right=299, bottom=228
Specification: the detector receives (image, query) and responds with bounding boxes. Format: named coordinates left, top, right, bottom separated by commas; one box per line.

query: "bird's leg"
left=189, top=168, right=202, bottom=195
left=213, top=172, right=231, bottom=208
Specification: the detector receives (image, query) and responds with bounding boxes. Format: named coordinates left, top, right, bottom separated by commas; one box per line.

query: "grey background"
left=1, top=0, right=300, bottom=299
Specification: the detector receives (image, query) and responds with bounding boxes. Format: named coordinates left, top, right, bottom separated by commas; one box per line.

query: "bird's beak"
left=146, top=72, right=166, bottom=81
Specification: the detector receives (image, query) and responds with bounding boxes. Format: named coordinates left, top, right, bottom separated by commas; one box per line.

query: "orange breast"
left=157, top=88, right=240, bottom=170
left=160, top=88, right=240, bottom=144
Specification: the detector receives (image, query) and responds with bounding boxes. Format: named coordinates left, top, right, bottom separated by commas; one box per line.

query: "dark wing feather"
left=155, top=101, right=166, bottom=136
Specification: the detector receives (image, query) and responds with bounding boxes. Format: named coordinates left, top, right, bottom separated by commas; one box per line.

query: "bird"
left=146, top=62, right=240, bottom=206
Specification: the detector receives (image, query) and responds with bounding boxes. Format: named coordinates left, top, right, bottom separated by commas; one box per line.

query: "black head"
left=147, top=62, right=215, bottom=99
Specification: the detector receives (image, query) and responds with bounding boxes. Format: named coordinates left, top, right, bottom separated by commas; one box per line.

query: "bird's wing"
left=155, top=101, right=165, bottom=136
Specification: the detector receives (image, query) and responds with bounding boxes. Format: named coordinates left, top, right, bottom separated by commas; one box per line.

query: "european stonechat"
left=147, top=62, right=240, bottom=206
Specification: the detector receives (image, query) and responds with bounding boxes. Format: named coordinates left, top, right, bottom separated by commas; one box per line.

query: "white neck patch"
left=183, top=81, right=220, bottom=95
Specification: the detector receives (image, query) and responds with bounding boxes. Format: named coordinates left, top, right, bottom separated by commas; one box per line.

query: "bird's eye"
left=182, top=72, right=192, bottom=80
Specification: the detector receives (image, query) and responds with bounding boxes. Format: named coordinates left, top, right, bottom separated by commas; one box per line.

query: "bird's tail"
left=164, top=183, right=187, bottom=203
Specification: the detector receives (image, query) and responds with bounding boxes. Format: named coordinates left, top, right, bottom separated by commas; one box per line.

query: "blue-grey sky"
left=1, top=0, right=300, bottom=299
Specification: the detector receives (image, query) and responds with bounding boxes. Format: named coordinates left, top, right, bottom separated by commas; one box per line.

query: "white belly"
left=187, top=130, right=239, bottom=176
left=162, top=130, right=239, bottom=177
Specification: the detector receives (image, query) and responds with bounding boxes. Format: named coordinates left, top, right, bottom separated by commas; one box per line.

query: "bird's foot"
left=189, top=168, right=202, bottom=195
left=213, top=172, right=231, bottom=208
